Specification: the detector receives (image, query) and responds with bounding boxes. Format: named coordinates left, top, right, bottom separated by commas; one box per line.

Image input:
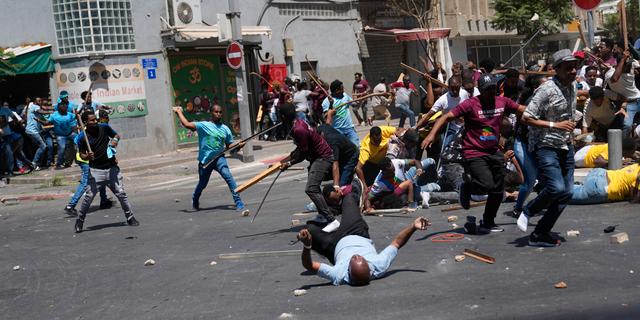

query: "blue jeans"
left=339, top=149, right=360, bottom=186
left=68, top=163, right=108, bottom=207
left=513, top=138, right=537, bottom=211
left=42, top=130, right=54, bottom=166
left=336, top=127, right=360, bottom=147
left=397, top=102, right=416, bottom=128
left=623, top=100, right=639, bottom=136
left=1, top=140, right=13, bottom=174
left=525, top=145, right=575, bottom=234
left=27, top=132, right=47, bottom=166
left=56, top=133, right=76, bottom=166
left=193, top=157, right=244, bottom=209
left=405, top=158, right=436, bottom=200
left=570, top=168, right=609, bottom=204
left=441, top=125, right=460, bottom=150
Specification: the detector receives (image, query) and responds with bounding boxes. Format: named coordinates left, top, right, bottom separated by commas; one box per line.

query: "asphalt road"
left=1, top=163, right=639, bottom=320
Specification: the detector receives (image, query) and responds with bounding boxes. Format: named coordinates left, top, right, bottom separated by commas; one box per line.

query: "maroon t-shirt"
left=353, top=79, right=369, bottom=95
left=291, top=119, right=333, bottom=162
left=450, top=96, right=519, bottom=159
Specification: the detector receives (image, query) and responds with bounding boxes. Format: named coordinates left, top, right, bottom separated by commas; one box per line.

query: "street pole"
left=587, top=11, right=595, bottom=47
left=228, top=0, right=254, bottom=162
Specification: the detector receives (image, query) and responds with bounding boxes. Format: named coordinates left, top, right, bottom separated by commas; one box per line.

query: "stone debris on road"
left=566, top=230, right=580, bottom=237
left=12, top=265, right=21, bottom=271
left=293, top=289, right=307, bottom=296
left=454, top=255, right=465, bottom=262
left=447, top=215, right=458, bottom=222
left=209, top=261, right=217, bottom=266
left=554, top=281, right=568, bottom=289
left=241, top=209, right=251, bottom=217
left=610, top=232, right=629, bottom=244
left=144, top=259, right=156, bottom=266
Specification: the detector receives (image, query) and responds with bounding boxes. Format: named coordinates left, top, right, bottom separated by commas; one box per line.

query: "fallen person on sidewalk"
left=570, top=163, right=640, bottom=204
left=574, top=140, right=637, bottom=168
left=296, top=190, right=430, bottom=286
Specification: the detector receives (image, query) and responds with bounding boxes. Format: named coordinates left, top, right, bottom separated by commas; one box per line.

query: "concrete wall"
left=0, top=0, right=56, bottom=46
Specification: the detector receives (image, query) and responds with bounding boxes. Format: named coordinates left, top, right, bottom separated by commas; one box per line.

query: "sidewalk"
left=4, top=121, right=380, bottom=187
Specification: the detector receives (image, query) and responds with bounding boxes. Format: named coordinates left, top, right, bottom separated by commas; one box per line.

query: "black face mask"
left=332, top=92, right=344, bottom=99
left=87, top=124, right=99, bottom=135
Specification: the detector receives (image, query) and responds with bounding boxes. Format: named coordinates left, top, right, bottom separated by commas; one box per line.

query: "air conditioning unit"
left=168, top=0, right=203, bottom=26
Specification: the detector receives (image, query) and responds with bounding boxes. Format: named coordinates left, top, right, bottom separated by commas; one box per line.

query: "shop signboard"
left=56, top=62, right=148, bottom=118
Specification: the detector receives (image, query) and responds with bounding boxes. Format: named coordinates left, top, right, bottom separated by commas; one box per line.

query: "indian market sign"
left=55, top=62, right=148, bottom=118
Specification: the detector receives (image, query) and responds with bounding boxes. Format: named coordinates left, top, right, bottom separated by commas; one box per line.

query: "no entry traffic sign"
left=226, top=41, right=243, bottom=69
left=573, top=0, right=601, bottom=10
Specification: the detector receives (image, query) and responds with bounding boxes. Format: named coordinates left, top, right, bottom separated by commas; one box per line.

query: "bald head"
left=349, top=255, right=371, bottom=286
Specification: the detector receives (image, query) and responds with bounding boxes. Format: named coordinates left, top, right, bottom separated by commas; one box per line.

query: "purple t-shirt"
left=291, top=119, right=333, bottom=161
left=450, top=96, right=519, bottom=159
left=353, top=79, right=369, bottom=95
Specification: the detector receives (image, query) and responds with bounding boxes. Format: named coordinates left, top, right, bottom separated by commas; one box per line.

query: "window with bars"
left=277, top=3, right=350, bottom=17
left=52, top=0, right=136, bottom=56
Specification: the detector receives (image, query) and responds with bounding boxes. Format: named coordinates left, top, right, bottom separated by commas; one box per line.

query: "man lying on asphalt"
left=296, top=181, right=430, bottom=286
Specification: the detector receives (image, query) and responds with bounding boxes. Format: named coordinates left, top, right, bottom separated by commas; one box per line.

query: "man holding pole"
left=322, top=80, right=359, bottom=146
left=74, top=110, right=139, bottom=233
left=172, top=105, right=248, bottom=215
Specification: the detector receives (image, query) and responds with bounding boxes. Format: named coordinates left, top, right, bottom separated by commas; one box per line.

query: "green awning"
left=1, top=44, right=55, bottom=76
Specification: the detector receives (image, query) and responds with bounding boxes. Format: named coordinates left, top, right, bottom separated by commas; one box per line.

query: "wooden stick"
left=75, top=113, right=93, bottom=154
left=203, top=123, right=282, bottom=169
left=219, top=250, right=301, bottom=260
left=249, top=72, right=273, bottom=88
left=620, top=0, right=629, bottom=50
left=234, top=162, right=282, bottom=193
left=306, top=71, right=330, bottom=97
left=440, top=201, right=486, bottom=212
left=576, top=21, right=589, bottom=49
left=400, top=63, right=448, bottom=88
left=332, top=92, right=388, bottom=110
left=463, top=249, right=495, bottom=264
left=304, top=54, right=319, bottom=79
left=521, top=70, right=555, bottom=76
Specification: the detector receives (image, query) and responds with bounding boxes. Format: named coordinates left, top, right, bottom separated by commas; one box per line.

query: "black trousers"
left=463, top=153, right=505, bottom=224
left=307, top=193, right=369, bottom=264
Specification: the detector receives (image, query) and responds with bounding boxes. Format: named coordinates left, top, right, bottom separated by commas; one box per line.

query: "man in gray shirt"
left=519, top=49, right=578, bottom=247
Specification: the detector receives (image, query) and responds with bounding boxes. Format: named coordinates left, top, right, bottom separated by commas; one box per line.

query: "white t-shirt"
left=293, top=90, right=312, bottom=112
left=605, top=69, right=640, bottom=100
left=431, top=91, right=469, bottom=129
left=370, top=83, right=388, bottom=106
left=574, top=145, right=593, bottom=167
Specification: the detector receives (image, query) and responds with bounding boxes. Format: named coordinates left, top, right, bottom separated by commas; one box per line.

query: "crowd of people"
left=238, top=39, right=640, bottom=286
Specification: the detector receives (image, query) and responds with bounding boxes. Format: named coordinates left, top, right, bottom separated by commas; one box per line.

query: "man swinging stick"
left=173, top=105, right=249, bottom=215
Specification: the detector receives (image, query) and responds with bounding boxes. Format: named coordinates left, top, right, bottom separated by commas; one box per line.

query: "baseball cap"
left=552, top=49, right=578, bottom=68
left=59, top=90, right=69, bottom=98
left=478, top=74, right=497, bottom=90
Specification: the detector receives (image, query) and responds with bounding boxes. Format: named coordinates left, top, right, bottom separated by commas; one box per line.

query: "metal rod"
left=503, top=28, right=543, bottom=67
left=252, top=169, right=283, bottom=222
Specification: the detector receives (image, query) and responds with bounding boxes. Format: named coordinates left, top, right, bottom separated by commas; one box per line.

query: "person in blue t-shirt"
left=46, top=102, right=78, bottom=168
left=53, top=90, right=77, bottom=112
left=25, top=97, right=53, bottom=170
left=321, top=80, right=359, bottom=146
left=172, top=104, right=248, bottom=214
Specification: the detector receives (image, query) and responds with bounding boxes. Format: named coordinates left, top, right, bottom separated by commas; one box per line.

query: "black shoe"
left=74, top=219, right=84, bottom=233
left=64, top=205, right=78, bottom=216
left=192, top=198, right=200, bottom=211
left=459, top=182, right=471, bottom=210
left=528, top=232, right=560, bottom=247
left=99, top=200, right=113, bottom=209
left=127, top=216, right=140, bottom=226
left=479, top=220, right=504, bottom=233
left=464, top=216, right=477, bottom=234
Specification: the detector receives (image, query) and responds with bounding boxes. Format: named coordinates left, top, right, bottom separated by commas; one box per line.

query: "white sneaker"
left=420, top=191, right=430, bottom=208
left=322, top=219, right=340, bottom=233
left=517, top=212, right=529, bottom=232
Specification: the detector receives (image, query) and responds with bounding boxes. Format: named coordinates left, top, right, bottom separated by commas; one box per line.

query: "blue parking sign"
left=142, top=58, right=157, bottom=69
left=147, top=68, right=157, bottom=79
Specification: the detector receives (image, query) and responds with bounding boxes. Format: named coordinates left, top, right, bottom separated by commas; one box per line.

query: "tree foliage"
left=0, top=48, right=17, bottom=76
left=490, top=0, right=575, bottom=38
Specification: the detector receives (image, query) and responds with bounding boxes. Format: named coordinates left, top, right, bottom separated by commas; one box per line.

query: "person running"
left=423, top=74, right=525, bottom=233
left=74, top=110, right=139, bottom=233
left=172, top=105, right=248, bottom=215
left=352, top=72, right=370, bottom=126
left=519, top=49, right=580, bottom=247
left=24, top=97, right=51, bottom=170
left=390, top=75, right=417, bottom=128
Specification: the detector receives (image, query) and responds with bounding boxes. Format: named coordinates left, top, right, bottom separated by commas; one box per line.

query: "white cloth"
left=370, top=83, right=388, bottom=106
left=293, top=90, right=312, bottom=112
left=605, top=69, right=640, bottom=100
left=574, top=145, right=592, bottom=167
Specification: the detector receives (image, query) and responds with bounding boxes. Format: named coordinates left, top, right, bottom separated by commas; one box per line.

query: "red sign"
left=226, top=41, right=243, bottom=69
left=259, top=64, right=288, bottom=85
left=573, top=0, right=601, bottom=10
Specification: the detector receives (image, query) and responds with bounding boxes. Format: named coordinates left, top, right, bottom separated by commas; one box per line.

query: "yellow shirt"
left=584, top=144, right=608, bottom=168
left=607, top=164, right=640, bottom=201
left=358, top=126, right=397, bottom=164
